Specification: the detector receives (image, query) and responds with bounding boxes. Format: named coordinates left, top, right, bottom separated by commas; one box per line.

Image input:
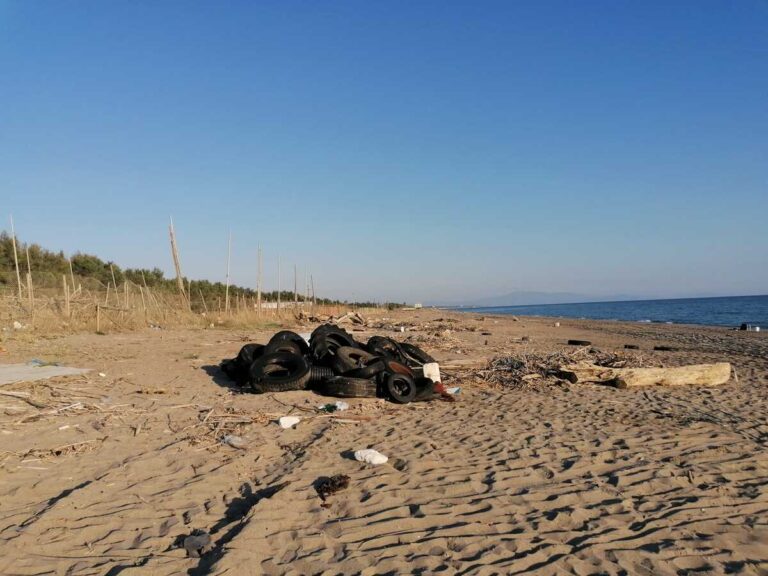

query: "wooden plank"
left=560, top=362, right=732, bottom=389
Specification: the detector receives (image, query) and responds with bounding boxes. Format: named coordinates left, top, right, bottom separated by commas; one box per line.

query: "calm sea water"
left=456, top=295, right=768, bottom=328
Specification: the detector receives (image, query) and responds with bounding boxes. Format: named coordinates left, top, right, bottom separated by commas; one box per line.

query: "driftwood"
left=559, top=362, right=732, bottom=389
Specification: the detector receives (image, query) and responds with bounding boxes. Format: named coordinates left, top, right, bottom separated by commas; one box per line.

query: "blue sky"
left=1, top=1, right=766, bottom=304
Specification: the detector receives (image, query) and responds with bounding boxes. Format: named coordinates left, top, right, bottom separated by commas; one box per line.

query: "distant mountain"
left=434, top=291, right=641, bottom=308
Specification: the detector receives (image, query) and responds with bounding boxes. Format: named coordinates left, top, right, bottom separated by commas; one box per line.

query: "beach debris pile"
left=472, top=346, right=731, bottom=390
left=220, top=324, right=449, bottom=404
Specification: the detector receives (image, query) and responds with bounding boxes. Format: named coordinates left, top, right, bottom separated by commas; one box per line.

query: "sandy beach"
left=0, top=309, right=766, bottom=575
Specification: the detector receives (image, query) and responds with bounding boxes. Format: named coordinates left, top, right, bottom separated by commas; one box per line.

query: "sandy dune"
left=0, top=310, right=766, bottom=575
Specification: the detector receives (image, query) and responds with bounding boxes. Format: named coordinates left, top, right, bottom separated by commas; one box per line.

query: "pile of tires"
left=220, top=324, right=438, bottom=404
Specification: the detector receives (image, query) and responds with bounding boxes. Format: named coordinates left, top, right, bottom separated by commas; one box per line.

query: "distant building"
left=414, top=302, right=423, bottom=309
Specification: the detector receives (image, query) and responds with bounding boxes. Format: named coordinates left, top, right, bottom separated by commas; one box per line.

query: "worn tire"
left=366, top=336, right=407, bottom=364
left=264, top=339, right=305, bottom=357
left=399, top=342, right=436, bottom=366
left=312, top=329, right=358, bottom=366
left=382, top=359, right=414, bottom=378
left=332, top=346, right=379, bottom=374
left=222, top=343, right=265, bottom=386
left=382, top=372, right=416, bottom=404
left=320, top=376, right=378, bottom=398
left=346, top=358, right=387, bottom=379
left=269, top=330, right=310, bottom=355
left=249, top=352, right=311, bottom=393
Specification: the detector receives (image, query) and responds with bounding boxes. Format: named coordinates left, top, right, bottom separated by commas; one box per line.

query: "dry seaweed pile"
left=473, top=347, right=654, bottom=390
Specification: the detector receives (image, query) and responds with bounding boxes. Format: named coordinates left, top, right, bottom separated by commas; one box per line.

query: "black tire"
left=382, top=359, right=414, bottom=378
left=264, top=339, right=305, bottom=357
left=269, top=331, right=310, bottom=355
left=399, top=342, right=436, bottom=366
left=332, top=346, right=379, bottom=374
left=320, top=376, right=378, bottom=398
left=567, top=340, right=592, bottom=346
left=221, top=343, right=265, bottom=386
left=366, top=336, right=407, bottom=364
left=236, top=343, right=265, bottom=365
left=383, top=372, right=416, bottom=404
left=249, top=352, right=311, bottom=393
left=312, top=329, right=358, bottom=366
left=346, top=358, right=387, bottom=379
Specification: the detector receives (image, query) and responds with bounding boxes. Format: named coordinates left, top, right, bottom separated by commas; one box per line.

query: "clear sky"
left=1, top=1, right=766, bottom=304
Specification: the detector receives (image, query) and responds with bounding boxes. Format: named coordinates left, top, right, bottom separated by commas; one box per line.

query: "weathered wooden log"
left=559, top=362, right=732, bottom=389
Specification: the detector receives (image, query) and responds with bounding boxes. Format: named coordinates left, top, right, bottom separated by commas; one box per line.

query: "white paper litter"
left=278, top=416, right=301, bottom=429
left=354, top=449, right=388, bottom=465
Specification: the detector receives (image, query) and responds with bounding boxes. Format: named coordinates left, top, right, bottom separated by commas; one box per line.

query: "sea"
left=453, top=295, right=768, bottom=329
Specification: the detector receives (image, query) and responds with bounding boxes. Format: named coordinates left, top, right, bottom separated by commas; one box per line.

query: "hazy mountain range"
left=432, top=291, right=641, bottom=308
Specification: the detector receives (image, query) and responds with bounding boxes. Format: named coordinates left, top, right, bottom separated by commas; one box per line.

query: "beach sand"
left=0, top=309, right=766, bottom=575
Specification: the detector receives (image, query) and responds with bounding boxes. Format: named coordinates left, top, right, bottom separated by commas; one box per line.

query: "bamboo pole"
left=10, top=216, right=23, bottom=299
left=224, top=230, right=232, bottom=314
left=68, top=257, right=76, bottom=292
left=62, top=275, right=70, bottom=318
left=25, top=246, right=34, bottom=312
left=109, top=265, right=119, bottom=308
left=256, top=245, right=262, bottom=317
left=311, top=274, right=316, bottom=307
left=168, top=217, right=190, bottom=310
left=198, top=288, right=209, bottom=314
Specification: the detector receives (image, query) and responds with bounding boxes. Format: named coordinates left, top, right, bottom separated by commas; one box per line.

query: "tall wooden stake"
left=224, top=230, right=232, bottom=314
left=277, top=255, right=281, bottom=313
left=293, top=264, right=298, bottom=308
left=68, top=257, right=76, bottom=292
left=25, top=246, right=33, bottom=310
left=10, top=216, right=22, bottom=299
left=256, top=245, right=262, bottom=317
left=311, top=274, right=316, bottom=307
left=168, top=217, right=190, bottom=310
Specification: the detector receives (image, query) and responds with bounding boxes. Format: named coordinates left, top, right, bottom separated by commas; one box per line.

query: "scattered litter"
left=422, top=362, right=441, bottom=384
left=98, top=372, right=106, bottom=378
left=315, top=474, right=350, bottom=504
left=318, top=401, right=349, bottom=413
left=354, top=449, right=388, bottom=465
left=554, top=322, right=560, bottom=327
left=222, top=435, right=246, bottom=449
left=183, top=530, right=213, bottom=558
left=740, top=323, right=760, bottom=332
left=12, top=321, right=25, bottom=330
left=278, top=416, right=301, bottom=429
left=446, top=387, right=461, bottom=395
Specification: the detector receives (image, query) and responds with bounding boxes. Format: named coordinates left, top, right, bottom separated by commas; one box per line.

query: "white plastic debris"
left=98, top=372, right=106, bottom=378
left=446, top=387, right=461, bottom=395
left=423, top=362, right=441, bottom=383
left=354, top=449, right=388, bottom=465
left=278, top=416, right=301, bottom=429
left=12, top=321, right=24, bottom=330
left=222, top=435, right=246, bottom=449
left=334, top=401, right=349, bottom=411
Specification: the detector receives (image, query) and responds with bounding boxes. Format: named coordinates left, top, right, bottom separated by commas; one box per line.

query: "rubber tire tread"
left=250, top=352, right=311, bottom=393
left=320, top=376, right=378, bottom=398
